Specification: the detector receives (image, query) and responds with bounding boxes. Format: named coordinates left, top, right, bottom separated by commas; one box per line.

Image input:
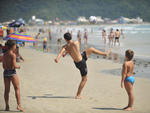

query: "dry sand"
left=0, top=48, right=150, bottom=113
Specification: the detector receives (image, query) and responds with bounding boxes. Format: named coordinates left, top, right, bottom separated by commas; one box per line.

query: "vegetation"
left=0, top=0, right=150, bottom=22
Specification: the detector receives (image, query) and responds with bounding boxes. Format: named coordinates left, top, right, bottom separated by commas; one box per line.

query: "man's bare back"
left=115, top=31, right=120, bottom=38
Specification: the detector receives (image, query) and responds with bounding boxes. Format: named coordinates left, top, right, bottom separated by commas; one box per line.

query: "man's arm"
left=54, top=46, right=66, bottom=63
left=20, top=55, right=24, bottom=61
left=17, top=52, right=24, bottom=61
left=121, top=63, right=127, bottom=88
left=62, top=51, right=68, bottom=57
left=12, top=53, right=20, bottom=69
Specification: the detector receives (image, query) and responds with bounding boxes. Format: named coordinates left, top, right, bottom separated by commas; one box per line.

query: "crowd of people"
left=77, top=29, right=88, bottom=45
left=102, top=28, right=124, bottom=47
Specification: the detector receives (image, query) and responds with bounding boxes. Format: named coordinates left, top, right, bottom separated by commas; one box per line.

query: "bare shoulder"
left=10, top=52, right=16, bottom=58
left=74, top=41, right=79, bottom=45
left=62, top=44, right=67, bottom=48
left=123, top=61, right=128, bottom=67
left=131, top=60, right=134, bottom=64
left=130, top=61, right=134, bottom=66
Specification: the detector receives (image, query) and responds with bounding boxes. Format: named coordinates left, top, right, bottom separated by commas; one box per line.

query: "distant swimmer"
left=57, top=38, right=62, bottom=46
left=77, top=30, right=82, bottom=44
left=114, top=29, right=121, bottom=46
left=48, top=29, right=52, bottom=40
left=35, top=32, right=40, bottom=39
left=102, top=29, right=107, bottom=44
left=84, top=30, right=88, bottom=45
left=121, top=29, right=125, bottom=38
left=108, top=29, right=115, bottom=47
left=55, top=33, right=110, bottom=99
left=43, top=38, right=48, bottom=52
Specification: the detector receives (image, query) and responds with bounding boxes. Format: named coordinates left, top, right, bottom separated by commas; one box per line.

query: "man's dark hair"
left=64, top=33, right=72, bottom=41
left=5, top=39, right=16, bottom=49
left=125, top=49, right=134, bottom=61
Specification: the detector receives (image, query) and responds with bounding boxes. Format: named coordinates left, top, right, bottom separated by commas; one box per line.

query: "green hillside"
left=0, top=0, right=150, bottom=22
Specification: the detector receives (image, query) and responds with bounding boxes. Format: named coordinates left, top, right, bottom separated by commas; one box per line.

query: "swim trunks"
left=125, top=76, right=135, bottom=84
left=74, top=51, right=88, bottom=76
left=43, top=44, right=47, bottom=49
left=115, top=37, right=119, bottom=40
left=3, top=69, right=16, bottom=78
left=84, top=36, right=88, bottom=39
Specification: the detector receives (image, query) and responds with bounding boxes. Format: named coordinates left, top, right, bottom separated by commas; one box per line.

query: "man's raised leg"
left=85, top=47, right=108, bottom=57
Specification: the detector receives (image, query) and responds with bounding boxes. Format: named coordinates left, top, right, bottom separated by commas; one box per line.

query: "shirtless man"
left=2, top=40, right=24, bottom=112
left=84, top=31, right=88, bottom=45
left=48, top=29, right=52, bottom=40
left=114, top=29, right=121, bottom=46
left=54, top=33, right=109, bottom=99
left=121, top=29, right=125, bottom=38
left=108, top=29, right=114, bottom=47
left=102, top=29, right=107, bottom=44
left=77, top=30, right=81, bottom=45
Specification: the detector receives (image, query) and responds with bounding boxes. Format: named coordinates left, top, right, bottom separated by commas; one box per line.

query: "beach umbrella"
left=5, top=33, right=36, bottom=42
left=8, top=20, right=25, bottom=27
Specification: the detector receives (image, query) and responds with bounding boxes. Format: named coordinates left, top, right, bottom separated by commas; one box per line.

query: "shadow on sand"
left=92, top=107, right=122, bottom=111
left=27, top=94, right=74, bottom=99
left=0, top=110, right=20, bottom=112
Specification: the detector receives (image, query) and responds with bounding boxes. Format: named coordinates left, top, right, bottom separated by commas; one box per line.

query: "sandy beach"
left=0, top=47, right=150, bottom=113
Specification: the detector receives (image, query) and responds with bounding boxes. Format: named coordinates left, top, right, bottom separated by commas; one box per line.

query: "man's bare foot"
left=17, top=105, right=24, bottom=112
left=124, top=107, right=133, bottom=111
left=75, top=95, right=82, bottom=99
left=5, top=105, right=10, bottom=111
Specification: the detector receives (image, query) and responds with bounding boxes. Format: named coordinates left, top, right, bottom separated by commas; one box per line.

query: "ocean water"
left=78, top=25, right=150, bottom=58
left=48, top=24, right=150, bottom=59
